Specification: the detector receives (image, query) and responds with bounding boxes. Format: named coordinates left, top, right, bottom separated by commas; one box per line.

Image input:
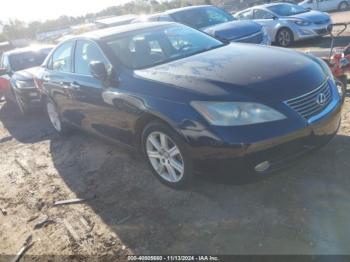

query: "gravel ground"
left=1, top=11, right=350, bottom=260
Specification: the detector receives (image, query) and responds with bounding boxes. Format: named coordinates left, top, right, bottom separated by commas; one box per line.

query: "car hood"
left=134, top=44, right=327, bottom=103
left=288, top=10, right=330, bottom=23
left=202, top=20, right=262, bottom=41
left=12, top=66, right=40, bottom=81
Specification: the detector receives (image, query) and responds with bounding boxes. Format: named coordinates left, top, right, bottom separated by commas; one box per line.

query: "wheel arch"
left=133, top=111, right=183, bottom=152
left=275, top=26, right=294, bottom=43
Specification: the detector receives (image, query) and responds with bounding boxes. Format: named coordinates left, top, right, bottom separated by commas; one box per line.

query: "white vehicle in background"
left=299, top=0, right=350, bottom=12
left=234, top=3, right=332, bottom=47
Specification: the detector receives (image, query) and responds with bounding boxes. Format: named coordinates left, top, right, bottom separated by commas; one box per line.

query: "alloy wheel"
left=47, top=101, right=61, bottom=132
left=339, top=2, right=348, bottom=10
left=278, top=30, right=292, bottom=47
left=146, top=131, right=185, bottom=183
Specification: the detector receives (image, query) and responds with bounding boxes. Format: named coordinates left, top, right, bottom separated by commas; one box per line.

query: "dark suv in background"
left=0, top=45, right=53, bottom=114
left=132, top=5, right=271, bottom=45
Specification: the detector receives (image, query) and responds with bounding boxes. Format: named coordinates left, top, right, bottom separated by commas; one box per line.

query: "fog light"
left=254, top=161, right=271, bottom=172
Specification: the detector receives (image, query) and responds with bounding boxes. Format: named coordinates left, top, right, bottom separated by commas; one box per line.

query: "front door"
left=70, top=40, right=131, bottom=143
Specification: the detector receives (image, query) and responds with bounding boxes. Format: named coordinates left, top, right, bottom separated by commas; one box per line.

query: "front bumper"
left=14, top=87, right=43, bottom=107
left=187, top=96, right=342, bottom=174
left=293, top=23, right=331, bottom=41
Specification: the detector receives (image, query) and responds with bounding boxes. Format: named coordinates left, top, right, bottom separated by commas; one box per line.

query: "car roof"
left=4, top=45, right=54, bottom=56
left=260, top=2, right=292, bottom=8
left=75, top=22, right=174, bottom=40
left=164, top=5, right=213, bottom=14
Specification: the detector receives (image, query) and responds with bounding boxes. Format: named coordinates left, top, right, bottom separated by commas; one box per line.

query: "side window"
left=254, top=9, right=274, bottom=19
left=52, top=42, right=73, bottom=73
left=158, top=15, right=174, bottom=22
left=74, top=40, right=109, bottom=76
left=237, top=10, right=253, bottom=20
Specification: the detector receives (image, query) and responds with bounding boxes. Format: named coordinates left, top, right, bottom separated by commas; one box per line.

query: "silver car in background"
left=234, top=3, right=332, bottom=47
left=299, top=0, right=350, bottom=12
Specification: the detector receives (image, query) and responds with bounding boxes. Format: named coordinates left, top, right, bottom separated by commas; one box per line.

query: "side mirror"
left=0, top=68, right=8, bottom=76
left=89, top=61, right=108, bottom=81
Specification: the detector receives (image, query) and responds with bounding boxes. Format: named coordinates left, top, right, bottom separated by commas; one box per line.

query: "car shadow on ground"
left=0, top=102, right=53, bottom=144
left=293, top=35, right=350, bottom=50
left=2, top=101, right=350, bottom=254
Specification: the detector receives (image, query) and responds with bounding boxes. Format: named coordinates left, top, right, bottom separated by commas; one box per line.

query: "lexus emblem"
left=316, top=93, right=326, bottom=105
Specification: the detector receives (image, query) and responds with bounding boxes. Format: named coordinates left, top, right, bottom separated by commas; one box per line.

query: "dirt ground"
left=1, top=11, right=350, bottom=260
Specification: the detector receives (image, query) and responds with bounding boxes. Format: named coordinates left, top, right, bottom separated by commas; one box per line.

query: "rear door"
left=42, top=41, right=77, bottom=124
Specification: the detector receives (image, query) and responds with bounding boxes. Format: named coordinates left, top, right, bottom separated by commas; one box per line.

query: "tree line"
left=0, top=0, right=214, bottom=42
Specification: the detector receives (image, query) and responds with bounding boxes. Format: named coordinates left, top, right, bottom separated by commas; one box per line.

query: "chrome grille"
left=284, top=80, right=332, bottom=120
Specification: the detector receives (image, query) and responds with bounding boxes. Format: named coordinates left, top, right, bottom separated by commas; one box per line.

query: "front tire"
left=142, top=121, right=193, bottom=189
left=276, top=28, right=294, bottom=47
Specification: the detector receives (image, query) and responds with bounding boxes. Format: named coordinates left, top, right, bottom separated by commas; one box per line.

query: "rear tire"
left=142, top=121, right=193, bottom=189
left=46, top=98, right=70, bottom=135
left=276, top=28, right=294, bottom=47
left=338, top=1, right=349, bottom=11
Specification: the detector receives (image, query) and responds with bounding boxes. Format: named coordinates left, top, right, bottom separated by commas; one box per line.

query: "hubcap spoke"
left=160, top=133, right=168, bottom=149
left=168, top=146, right=180, bottom=157
left=147, top=150, right=162, bottom=159
left=47, top=103, right=61, bottom=131
left=165, top=164, right=178, bottom=182
left=149, top=135, right=161, bottom=151
left=170, top=159, right=184, bottom=173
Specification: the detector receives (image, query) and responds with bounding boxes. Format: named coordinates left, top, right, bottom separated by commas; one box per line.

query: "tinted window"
left=171, top=6, right=234, bottom=29
left=2, top=55, right=10, bottom=70
left=105, top=24, right=224, bottom=69
left=237, top=10, right=253, bottom=20
left=254, top=9, right=275, bottom=19
left=267, top=4, right=308, bottom=16
left=74, top=40, right=109, bottom=75
left=8, top=48, right=52, bottom=72
left=52, top=42, right=73, bottom=72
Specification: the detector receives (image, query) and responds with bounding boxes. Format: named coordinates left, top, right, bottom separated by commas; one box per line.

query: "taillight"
left=34, top=77, right=44, bottom=90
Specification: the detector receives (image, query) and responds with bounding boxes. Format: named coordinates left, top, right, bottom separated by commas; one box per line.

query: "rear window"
left=171, top=6, right=235, bottom=29
left=9, top=48, right=51, bottom=71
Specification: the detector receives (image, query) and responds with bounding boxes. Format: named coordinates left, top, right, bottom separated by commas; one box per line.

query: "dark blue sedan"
left=38, top=22, right=343, bottom=188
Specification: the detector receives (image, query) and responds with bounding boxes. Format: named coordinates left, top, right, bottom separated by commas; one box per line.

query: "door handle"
left=70, top=82, right=81, bottom=90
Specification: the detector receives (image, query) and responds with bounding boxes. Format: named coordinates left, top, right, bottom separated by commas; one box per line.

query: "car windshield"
left=105, top=24, right=225, bottom=69
left=267, top=4, right=308, bottom=16
left=171, top=6, right=235, bottom=29
left=9, top=48, right=51, bottom=71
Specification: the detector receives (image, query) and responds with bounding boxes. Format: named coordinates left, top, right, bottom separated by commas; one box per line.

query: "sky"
left=0, top=0, right=132, bottom=22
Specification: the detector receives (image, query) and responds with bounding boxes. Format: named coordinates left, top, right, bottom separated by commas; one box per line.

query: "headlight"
left=294, top=20, right=311, bottom=26
left=191, top=101, right=286, bottom=126
left=16, top=80, right=33, bottom=89
left=315, top=57, right=335, bottom=84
